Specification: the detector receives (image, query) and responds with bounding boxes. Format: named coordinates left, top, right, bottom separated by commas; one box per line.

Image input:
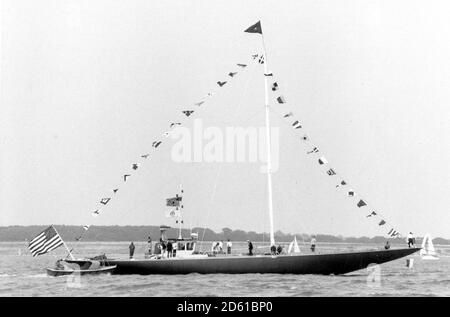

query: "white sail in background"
left=420, top=234, right=439, bottom=260
left=288, top=236, right=301, bottom=254
left=288, top=241, right=293, bottom=253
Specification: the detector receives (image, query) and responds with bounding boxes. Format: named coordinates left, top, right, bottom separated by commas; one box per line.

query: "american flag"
left=28, top=225, right=64, bottom=257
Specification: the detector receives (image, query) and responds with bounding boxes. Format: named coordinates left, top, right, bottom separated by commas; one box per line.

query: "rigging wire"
left=200, top=60, right=260, bottom=243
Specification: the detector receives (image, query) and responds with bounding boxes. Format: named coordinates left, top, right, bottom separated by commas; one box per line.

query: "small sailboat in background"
left=287, top=236, right=301, bottom=254
left=420, top=234, right=439, bottom=260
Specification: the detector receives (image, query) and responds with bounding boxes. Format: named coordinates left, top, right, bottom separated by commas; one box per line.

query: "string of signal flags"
left=74, top=47, right=258, bottom=242
left=243, top=21, right=404, bottom=238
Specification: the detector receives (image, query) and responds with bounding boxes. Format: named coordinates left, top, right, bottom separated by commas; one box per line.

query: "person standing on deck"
left=270, top=245, right=277, bottom=255
left=406, top=232, right=415, bottom=248
left=226, top=239, right=232, bottom=255
left=219, top=240, right=224, bottom=253
left=213, top=242, right=220, bottom=254
left=310, top=235, right=317, bottom=253
left=276, top=245, right=283, bottom=255
left=172, top=241, right=177, bottom=257
left=129, top=242, right=135, bottom=259
left=161, top=240, right=167, bottom=258
left=247, top=240, right=254, bottom=256
left=167, top=241, right=173, bottom=258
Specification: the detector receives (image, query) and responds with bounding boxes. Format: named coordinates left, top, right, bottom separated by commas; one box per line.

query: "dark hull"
left=105, top=248, right=420, bottom=275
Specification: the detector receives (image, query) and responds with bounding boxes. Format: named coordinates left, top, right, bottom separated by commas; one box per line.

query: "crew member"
left=213, top=242, right=220, bottom=254
left=226, top=239, right=232, bottom=255
left=270, top=245, right=277, bottom=255
left=172, top=241, right=177, bottom=257
left=129, top=242, right=135, bottom=259
left=276, top=245, right=283, bottom=255
left=167, top=241, right=173, bottom=258
left=407, top=232, right=415, bottom=248
left=161, top=240, right=167, bottom=257
left=247, top=240, right=254, bottom=256
left=310, top=235, right=317, bottom=252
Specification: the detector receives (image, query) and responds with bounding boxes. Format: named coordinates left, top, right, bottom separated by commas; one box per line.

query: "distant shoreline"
left=1, top=225, right=449, bottom=245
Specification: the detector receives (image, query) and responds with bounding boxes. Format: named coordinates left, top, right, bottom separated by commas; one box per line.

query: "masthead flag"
left=244, top=21, right=263, bottom=34
left=28, top=225, right=64, bottom=257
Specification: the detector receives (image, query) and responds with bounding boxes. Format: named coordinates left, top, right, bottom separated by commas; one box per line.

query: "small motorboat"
left=46, top=265, right=116, bottom=277
left=46, top=258, right=116, bottom=277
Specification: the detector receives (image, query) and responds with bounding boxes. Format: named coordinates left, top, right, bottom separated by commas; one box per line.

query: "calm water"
left=0, top=241, right=449, bottom=297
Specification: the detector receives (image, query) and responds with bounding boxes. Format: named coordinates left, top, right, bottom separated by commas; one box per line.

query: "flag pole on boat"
left=244, top=20, right=276, bottom=247
left=52, top=225, right=75, bottom=260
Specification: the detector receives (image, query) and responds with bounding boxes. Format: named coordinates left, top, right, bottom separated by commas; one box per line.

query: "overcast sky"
left=1, top=0, right=449, bottom=238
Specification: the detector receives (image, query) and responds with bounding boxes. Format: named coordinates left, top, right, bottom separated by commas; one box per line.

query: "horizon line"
left=1, top=224, right=448, bottom=240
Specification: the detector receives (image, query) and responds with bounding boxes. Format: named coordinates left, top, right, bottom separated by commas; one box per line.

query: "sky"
left=1, top=0, right=449, bottom=238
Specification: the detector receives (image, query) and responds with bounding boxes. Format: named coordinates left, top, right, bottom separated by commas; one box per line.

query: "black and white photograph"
left=1, top=0, right=449, bottom=300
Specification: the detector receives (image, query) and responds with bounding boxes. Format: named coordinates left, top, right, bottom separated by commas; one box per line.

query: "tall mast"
left=261, top=30, right=276, bottom=247
left=178, top=212, right=182, bottom=240
left=178, top=184, right=183, bottom=239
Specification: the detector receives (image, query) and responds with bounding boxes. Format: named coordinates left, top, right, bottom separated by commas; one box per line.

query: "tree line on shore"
left=1, top=225, right=448, bottom=245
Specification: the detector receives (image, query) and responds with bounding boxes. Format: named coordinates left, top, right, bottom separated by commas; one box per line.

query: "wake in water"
left=25, top=274, right=48, bottom=278
left=0, top=273, right=48, bottom=279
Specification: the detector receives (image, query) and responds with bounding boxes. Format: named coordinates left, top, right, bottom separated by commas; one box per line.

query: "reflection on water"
left=0, top=241, right=449, bottom=296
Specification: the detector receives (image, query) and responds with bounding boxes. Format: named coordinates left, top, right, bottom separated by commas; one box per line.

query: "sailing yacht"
left=47, top=21, right=420, bottom=276
left=100, top=189, right=418, bottom=275
left=93, top=21, right=420, bottom=275
left=420, top=234, right=439, bottom=260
